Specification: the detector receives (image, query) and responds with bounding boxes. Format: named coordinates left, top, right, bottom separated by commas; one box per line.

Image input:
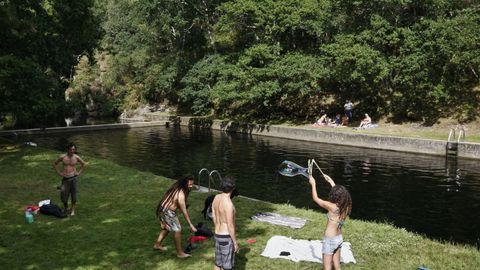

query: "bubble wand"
left=308, top=159, right=326, bottom=178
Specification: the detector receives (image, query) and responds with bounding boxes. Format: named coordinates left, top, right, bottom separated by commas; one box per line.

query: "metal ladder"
left=197, top=168, right=222, bottom=192
left=446, top=126, right=465, bottom=158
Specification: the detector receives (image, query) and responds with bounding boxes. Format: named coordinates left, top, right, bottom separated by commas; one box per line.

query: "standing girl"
left=308, top=174, right=352, bottom=270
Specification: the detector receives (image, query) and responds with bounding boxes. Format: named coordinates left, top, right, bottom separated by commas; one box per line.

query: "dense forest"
left=1, top=0, right=479, bottom=128
left=0, top=0, right=101, bottom=128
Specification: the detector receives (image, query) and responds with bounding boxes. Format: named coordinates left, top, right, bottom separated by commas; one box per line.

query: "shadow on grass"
left=0, top=147, right=277, bottom=269
left=236, top=246, right=251, bottom=270
left=4, top=147, right=480, bottom=269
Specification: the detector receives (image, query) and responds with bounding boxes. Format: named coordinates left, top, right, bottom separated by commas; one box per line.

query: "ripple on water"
left=25, top=126, right=480, bottom=246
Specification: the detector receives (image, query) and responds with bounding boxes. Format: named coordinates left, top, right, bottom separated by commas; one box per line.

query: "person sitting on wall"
left=335, top=114, right=342, bottom=126
left=329, top=114, right=342, bottom=127
left=312, top=114, right=328, bottom=127
left=341, top=114, right=349, bottom=126
left=358, top=113, right=372, bottom=129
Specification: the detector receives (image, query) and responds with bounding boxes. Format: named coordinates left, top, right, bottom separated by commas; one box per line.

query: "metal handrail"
left=447, top=128, right=455, bottom=142
left=197, top=168, right=223, bottom=192
left=198, top=168, right=210, bottom=191
left=457, top=126, right=465, bottom=143
left=209, top=170, right=222, bottom=192
left=448, top=126, right=466, bottom=143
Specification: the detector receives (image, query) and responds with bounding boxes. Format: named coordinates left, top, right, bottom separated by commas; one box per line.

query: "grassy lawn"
left=1, top=143, right=479, bottom=269
left=290, top=118, right=480, bottom=143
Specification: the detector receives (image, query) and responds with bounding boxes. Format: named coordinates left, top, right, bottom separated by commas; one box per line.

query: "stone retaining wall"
left=0, top=121, right=169, bottom=135
left=2, top=115, right=479, bottom=159
left=457, top=142, right=480, bottom=159
left=181, top=117, right=480, bottom=159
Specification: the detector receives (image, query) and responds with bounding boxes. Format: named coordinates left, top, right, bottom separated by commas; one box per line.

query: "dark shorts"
left=215, top=234, right=235, bottom=270
left=60, top=176, right=77, bottom=205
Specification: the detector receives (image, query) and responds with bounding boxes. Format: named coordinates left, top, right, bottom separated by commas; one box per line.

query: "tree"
left=62, top=0, right=480, bottom=125
left=0, top=55, right=63, bottom=128
left=391, top=9, right=480, bottom=123
left=0, top=0, right=100, bottom=128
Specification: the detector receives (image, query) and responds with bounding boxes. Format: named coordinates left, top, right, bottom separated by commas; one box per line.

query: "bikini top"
left=326, top=208, right=345, bottom=229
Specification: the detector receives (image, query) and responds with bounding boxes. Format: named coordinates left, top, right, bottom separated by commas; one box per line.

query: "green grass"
left=296, top=124, right=480, bottom=143
left=1, top=144, right=479, bottom=269
left=335, top=126, right=480, bottom=143
left=277, top=118, right=480, bottom=143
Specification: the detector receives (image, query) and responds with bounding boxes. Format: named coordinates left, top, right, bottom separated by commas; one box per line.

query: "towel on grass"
left=354, top=123, right=379, bottom=130
left=251, top=212, right=307, bottom=229
left=261, top=235, right=356, bottom=264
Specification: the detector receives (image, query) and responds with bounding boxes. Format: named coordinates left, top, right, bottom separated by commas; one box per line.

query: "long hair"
left=329, top=185, right=352, bottom=221
left=156, top=175, right=194, bottom=217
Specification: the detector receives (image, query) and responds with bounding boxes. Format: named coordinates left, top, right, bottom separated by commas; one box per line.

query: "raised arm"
left=309, top=176, right=332, bottom=210
left=177, top=191, right=197, bottom=233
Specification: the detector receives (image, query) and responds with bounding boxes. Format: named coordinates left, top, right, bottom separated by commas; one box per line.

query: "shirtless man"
left=212, top=177, right=238, bottom=270
left=53, top=143, right=86, bottom=216
left=154, top=176, right=197, bottom=258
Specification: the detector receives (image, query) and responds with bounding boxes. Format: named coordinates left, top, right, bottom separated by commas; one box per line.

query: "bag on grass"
left=40, top=203, right=67, bottom=218
left=195, top=222, right=214, bottom=237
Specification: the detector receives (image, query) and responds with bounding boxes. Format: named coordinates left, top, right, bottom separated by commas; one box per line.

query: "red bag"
left=25, top=205, right=40, bottom=214
left=188, top=235, right=208, bottom=245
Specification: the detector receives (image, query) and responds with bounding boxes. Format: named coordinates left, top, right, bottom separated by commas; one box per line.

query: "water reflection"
left=21, top=126, right=480, bottom=247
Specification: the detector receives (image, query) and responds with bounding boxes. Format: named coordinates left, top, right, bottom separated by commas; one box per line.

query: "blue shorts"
left=322, top=234, right=343, bottom=255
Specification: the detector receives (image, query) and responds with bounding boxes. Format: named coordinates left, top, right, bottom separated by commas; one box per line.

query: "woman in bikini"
left=358, top=113, right=372, bottom=128
left=308, top=174, right=352, bottom=270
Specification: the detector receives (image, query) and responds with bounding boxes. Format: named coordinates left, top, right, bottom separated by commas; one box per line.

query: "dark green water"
left=21, top=126, right=480, bottom=247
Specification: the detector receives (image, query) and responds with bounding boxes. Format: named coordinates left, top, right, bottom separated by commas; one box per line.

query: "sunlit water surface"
left=23, top=126, right=480, bottom=247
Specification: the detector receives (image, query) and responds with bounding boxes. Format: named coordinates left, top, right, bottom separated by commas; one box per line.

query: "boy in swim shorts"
left=212, top=176, right=238, bottom=270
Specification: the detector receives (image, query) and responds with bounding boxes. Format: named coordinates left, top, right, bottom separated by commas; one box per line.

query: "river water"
left=24, top=126, right=480, bottom=247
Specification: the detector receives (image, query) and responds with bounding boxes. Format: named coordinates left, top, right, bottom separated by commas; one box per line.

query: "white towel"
left=251, top=212, right=308, bottom=229
left=261, top=235, right=356, bottom=264
left=38, top=199, right=51, bottom=207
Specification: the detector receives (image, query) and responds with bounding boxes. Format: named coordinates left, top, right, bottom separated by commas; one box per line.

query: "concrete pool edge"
left=1, top=116, right=479, bottom=159
left=178, top=117, right=480, bottom=159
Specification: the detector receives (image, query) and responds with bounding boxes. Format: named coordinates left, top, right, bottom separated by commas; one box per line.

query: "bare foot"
left=153, top=243, right=167, bottom=251
left=177, top=253, right=191, bottom=258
